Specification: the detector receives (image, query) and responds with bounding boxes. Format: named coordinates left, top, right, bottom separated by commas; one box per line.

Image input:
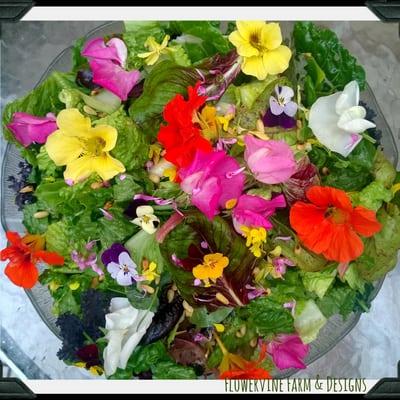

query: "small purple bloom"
left=71, top=245, right=103, bottom=277
left=272, top=256, right=295, bottom=277
left=269, top=85, right=297, bottom=117
left=65, top=179, right=74, bottom=186
left=245, top=284, right=266, bottom=300
left=101, top=243, right=127, bottom=266
left=194, top=278, right=202, bottom=286
left=7, top=112, right=57, bottom=147
left=106, top=251, right=140, bottom=286
left=99, top=208, right=113, bottom=220
left=119, top=174, right=127, bottom=181
left=263, top=108, right=297, bottom=129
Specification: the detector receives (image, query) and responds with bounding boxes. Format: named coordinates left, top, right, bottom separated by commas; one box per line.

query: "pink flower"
left=89, top=59, right=140, bottom=101
left=267, top=334, right=309, bottom=370
left=179, top=150, right=245, bottom=220
left=82, top=37, right=127, bottom=67
left=232, top=194, right=286, bottom=234
left=272, top=256, right=295, bottom=277
left=244, top=135, right=296, bottom=184
left=7, top=112, right=57, bottom=147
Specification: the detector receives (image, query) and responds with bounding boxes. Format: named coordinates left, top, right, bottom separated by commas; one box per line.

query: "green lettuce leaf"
left=151, top=360, right=197, bottom=379
left=112, top=172, right=153, bottom=203
left=94, top=107, right=149, bottom=171
left=293, top=21, right=365, bottom=97
left=294, top=299, right=327, bottom=344
left=45, top=220, right=73, bottom=257
left=353, top=204, right=400, bottom=281
left=36, top=146, right=60, bottom=178
left=351, top=180, right=393, bottom=211
left=373, top=150, right=397, bottom=188
left=343, top=263, right=366, bottom=293
left=301, top=265, right=337, bottom=299
left=190, top=306, right=233, bottom=328
left=23, top=202, right=49, bottom=235
left=71, top=37, right=88, bottom=72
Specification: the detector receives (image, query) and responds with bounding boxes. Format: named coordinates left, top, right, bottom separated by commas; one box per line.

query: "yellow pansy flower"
left=229, top=21, right=292, bottom=80
left=241, top=226, right=267, bottom=257
left=138, top=35, right=171, bottom=66
left=192, top=253, right=229, bottom=280
left=142, top=261, right=159, bottom=282
left=45, top=109, right=125, bottom=183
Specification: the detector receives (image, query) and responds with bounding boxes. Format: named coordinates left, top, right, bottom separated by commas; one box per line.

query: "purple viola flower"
left=101, top=243, right=140, bottom=286
left=263, top=85, right=298, bottom=129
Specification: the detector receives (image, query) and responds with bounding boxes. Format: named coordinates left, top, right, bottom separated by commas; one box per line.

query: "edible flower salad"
left=2, top=21, right=400, bottom=379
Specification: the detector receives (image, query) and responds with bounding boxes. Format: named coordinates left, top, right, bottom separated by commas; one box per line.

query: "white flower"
left=103, top=298, right=154, bottom=377
left=131, top=205, right=160, bottom=234
left=308, top=80, right=376, bottom=157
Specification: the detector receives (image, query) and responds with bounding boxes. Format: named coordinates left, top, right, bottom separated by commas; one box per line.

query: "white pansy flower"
left=103, top=297, right=154, bottom=377
left=131, top=205, right=160, bottom=234
left=308, top=80, right=376, bottom=157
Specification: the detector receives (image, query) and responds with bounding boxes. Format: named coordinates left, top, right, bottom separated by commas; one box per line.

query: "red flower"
left=1, top=231, right=64, bottom=289
left=289, top=186, right=382, bottom=263
left=219, top=343, right=272, bottom=380
left=157, top=82, right=212, bottom=169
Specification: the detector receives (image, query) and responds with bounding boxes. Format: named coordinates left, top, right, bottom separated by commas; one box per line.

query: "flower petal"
left=262, top=45, right=291, bottom=75
left=63, top=155, right=94, bottom=182
left=241, top=55, right=267, bottom=80
left=90, top=125, right=118, bottom=152
left=283, top=101, right=298, bottom=117
left=91, top=154, right=126, bottom=181
left=335, top=80, right=359, bottom=115
left=45, top=130, right=83, bottom=166
left=351, top=206, right=382, bottom=237
left=269, top=96, right=284, bottom=116
left=34, top=250, right=64, bottom=265
left=261, top=22, right=283, bottom=50
left=116, top=270, right=134, bottom=286
left=5, top=260, right=38, bottom=289
left=228, top=30, right=259, bottom=58
left=56, top=108, right=91, bottom=134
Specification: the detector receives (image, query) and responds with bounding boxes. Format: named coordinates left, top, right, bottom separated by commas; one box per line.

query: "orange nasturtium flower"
left=289, top=186, right=382, bottom=263
left=215, top=333, right=271, bottom=380
left=192, top=253, right=229, bottom=281
left=1, top=231, right=64, bottom=289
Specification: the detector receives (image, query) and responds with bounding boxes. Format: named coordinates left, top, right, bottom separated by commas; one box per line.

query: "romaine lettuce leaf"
left=294, top=299, right=327, bottom=343
left=351, top=180, right=393, bottom=211
left=373, top=150, right=397, bottom=188
left=190, top=306, right=233, bottom=329
left=301, top=265, right=337, bottom=299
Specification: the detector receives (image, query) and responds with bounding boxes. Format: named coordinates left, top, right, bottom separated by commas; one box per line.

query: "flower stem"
left=221, top=276, right=244, bottom=307
left=213, top=331, right=228, bottom=355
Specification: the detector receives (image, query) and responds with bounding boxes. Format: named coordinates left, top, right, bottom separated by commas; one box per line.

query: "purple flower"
left=272, top=256, right=295, bottom=276
left=263, top=108, right=297, bottom=129
left=269, top=85, right=297, bottom=117
left=267, top=334, right=310, bottom=370
left=245, top=284, right=266, bottom=300
left=7, top=112, right=57, bottom=147
left=101, top=243, right=127, bottom=266
left=106, top=251, right=140, bottom=286
left=232, top=194, right=286, bottom=234
left=71, top=247, right=103, bottom=276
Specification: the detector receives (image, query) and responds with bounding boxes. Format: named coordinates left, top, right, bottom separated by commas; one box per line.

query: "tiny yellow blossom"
left=69, top=282, right=80, bottom=291
left=229, top=21, right=292, bottom=80
left=138, top=35, right=171, bottom=66
left=142, top=261, right=159, bottom=282
left=196, top=105, right=220, bottom=140
left=241, top=226, right=267, bottom=257
left=192, top=253, right=229, bottom=280
left=163, top=167, right=177, bottom=182
left=89, top=366, right=104, bottom=376
left=49, top=281, right=62, bottom=292
left=45, top=109, right=125, bottom=183
left=214, top=323, right=225, bottom=333
left=217, top=114, right=234, bottom=132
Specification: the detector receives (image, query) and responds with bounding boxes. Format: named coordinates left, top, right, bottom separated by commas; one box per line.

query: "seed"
left=103, top=201, right=113, bottom=210
left=167, top=289, right=175, bottom=303
left=250, top=338, right=258, bottom=347
left=296, top=143, right=305, bottom=151
left=215, top=292, right=230, bottom=305
left=90, top=182, right=103, bottom=190
left=141, top=284, right=155, bottom=294
left=33, top=211, right=49, bottom=219
left=83, top=105, right=97, bottom=116
left=19, top=185, right=34, bottom=193
left=322, top=167, right=330, bottom=175
left=235, top=326, right=246, bottom=338
left=252, top=267, right=260, bottom=276
left=172, top=283, right=177, bottom=291
left=182, top=300, right=194, bottom=314
left=155, top=276, right=160, bottom=285
left=256, top=119, right=265, bottom=132
left=294, top=245, right=302, bottom=255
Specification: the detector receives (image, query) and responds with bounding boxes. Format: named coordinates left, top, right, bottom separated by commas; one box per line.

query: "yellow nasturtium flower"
left=45, top=109, right=125, bottom=183
left=138, top=35, right=171, bottom=66
left=229, top=21, right=292, bottom=80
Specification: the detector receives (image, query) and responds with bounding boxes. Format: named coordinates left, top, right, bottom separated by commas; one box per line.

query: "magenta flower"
left=179, top=150, right=245, bottom=220
left=89, top=59, right=141, bottom=101
left=267, top=334, right=310, bottom=370
left=245, top=284, right=267, bottom=300
left=232, top=194, right=286, bottom=234
left=7, top=112, right=57, bottom=147
left=82, top=37, right=127, bottom=67
left=244, top=135, right=296, bottom=184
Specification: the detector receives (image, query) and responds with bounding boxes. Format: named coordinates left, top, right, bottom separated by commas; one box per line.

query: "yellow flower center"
left=249, top=30, right=265, bottom=52
left=192, top=253, right=229, bottom=281
left=82, top=136, right=106, bottom=157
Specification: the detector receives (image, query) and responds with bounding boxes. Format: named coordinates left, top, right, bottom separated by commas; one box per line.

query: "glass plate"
left=1, top=21, right=398, bottom=379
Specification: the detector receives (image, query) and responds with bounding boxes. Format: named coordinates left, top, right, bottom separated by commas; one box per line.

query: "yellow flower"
left=217, top=114, right=234, bottom=132
left=163, top=167, right=177, bottom=182
left=229, top=21, right=292, bottom=80
left=391, top=183, right=400, bottom=195
left=69, top=282, right=80, bottom=291
left=241, top=226, right=267, bottom=257
left=142, top=261, right=159, bottom=282
left=192, top=253, right=229, bottom=280
left=195, top=105, right=221, bottom=140
left=89, top=366, right=104, bottom=376
left=138, top=35, right=171, bottom=66
left=214, top=323, right=225, bottom=333
left=45, top=109, right=125, bottom=183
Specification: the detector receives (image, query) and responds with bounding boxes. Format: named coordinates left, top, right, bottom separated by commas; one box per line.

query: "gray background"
left=0, top=21, right=399, bottom=379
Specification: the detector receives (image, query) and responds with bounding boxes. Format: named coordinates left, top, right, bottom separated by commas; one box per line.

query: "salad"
left=1, top=20, right=400, bottom=380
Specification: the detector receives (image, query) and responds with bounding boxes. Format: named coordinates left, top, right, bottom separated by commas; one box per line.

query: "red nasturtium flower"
left=218, top=338, right=272, bottom=380
left=289, top=186, right=382, bottom=263
left=1, top=231, right=64, bottom=289
left=157, top=82, right=212, bottom=169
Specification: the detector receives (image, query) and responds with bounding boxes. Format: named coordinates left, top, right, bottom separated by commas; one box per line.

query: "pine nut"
left=141, top=284, right=155, bottom=294
left=19, top=185, right=34, bottom=193
left=215, top=292, right=230, bottom=305
left=182, top=300, right=194, bottom=314
left=33, top=211, right=49, bottom=219
left=167, top=289, right=175, bottom=303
